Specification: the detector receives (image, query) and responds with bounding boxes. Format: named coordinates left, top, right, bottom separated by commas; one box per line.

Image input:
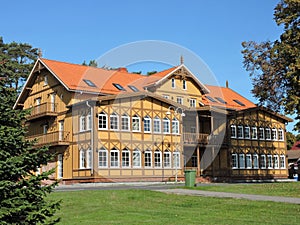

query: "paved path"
left=156, top=189, right=300, bottom=205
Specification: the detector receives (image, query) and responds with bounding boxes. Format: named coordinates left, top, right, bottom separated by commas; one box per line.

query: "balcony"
left=27, top=131, right=70, bottom=147
left=26, top=102, right=58, bottom=121
left=183, top=133, right=209, bottom=145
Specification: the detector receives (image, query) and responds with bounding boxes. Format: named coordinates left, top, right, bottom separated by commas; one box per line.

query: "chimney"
left=226, top=80, right=229, bottom=88
left=118, top=67, right=128, bottom=73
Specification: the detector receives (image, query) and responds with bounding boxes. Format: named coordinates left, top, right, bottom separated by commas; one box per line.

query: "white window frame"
left=98, top=147, right=108, bottom=168
left=267, top=155, right=273, bottom=169
left=244, top=126, right=250, bottom=139
left=253, top=154, right=259, bottom=169
left=274, top=155, right=279, bottom=169
left=189, top=98, right=196, bottom=108
left=121, top=113, right=130, bottom=131
left=132, top=115, right=141, bottom=132
left=153, top=116, right=161, bottom=133
left=246, top=154, right=252, bottom=169
left=237, top=126, right=244, bottom=139
left=143, top=115, right=151, bottom=133
left=163, top=117, right=170, bottom=134
left=154, top=150, right=162, bottom=168
left=280, top=155, right=286, bottom=169
left=182, top=79, right=187, bottom=90
left=177, top=97, right=183, bottom=105
left=110, top=148, right=119, bottom=168
left=260, top=154, right=266, bottom=169
left=79, top=148, right=86, bottom=169
left=230, top=125, right=236, bottom=138
left=172, top=118, right=179, bottom=134
left=259, top=127, right=265, bottom=140
left=272, top=128, right=278, bottom=141
left=79, top=114, right=86, bottom=132
left=239, top=154, right=245, bottom=169
left=57, top=154, right=63, bottom=179
left=98, top=112, right=108, bottom=130
left=44, top=75, right=48, bottom=86
left=162, top=94, right=170, bottom=99
left=163, top=150, right=171, bottom=168
left=132, top=148, right=141, bottom=168
left=121, top=148, right=131, bottom=168
left=110, top=112, right=119, bottom=131
left=86, top=148, right=92, bottom=169
left=232, top=153, right=238, bottom=169
left=171, top=78, right=176, bottom=89
left=144, top=150, right=152, bottom=168
left=86, top=112, right=92, bottom=131
left=278, top=128, right=284, bottom=141
left=173, top=151, right=181, bottom=169
left=251, top=127, right=257, bottom=139
left=265, top=128, right=271, bottom=140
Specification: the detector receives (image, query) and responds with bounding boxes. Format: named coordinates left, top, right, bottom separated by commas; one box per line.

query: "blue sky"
left=2, top=0, right=294, bottom=130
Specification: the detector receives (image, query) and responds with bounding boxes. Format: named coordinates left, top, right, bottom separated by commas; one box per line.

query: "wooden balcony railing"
left=27, top=131, right=70, bottom=147
left=183, top=133, right=209, bottom=145
left=26, top=102, right=58, bottom=120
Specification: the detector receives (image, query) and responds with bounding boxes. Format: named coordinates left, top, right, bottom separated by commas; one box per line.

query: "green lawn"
left=50, top=189, right=300, bottom=225
left=192, top=182, right=300, bottom=197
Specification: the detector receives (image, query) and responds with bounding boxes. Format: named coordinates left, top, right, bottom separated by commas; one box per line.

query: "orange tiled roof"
left=203, top=85, right=256, bottom=110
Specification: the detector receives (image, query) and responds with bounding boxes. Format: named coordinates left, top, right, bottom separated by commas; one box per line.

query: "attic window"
left=128, top=85, right=139, bottom=92
left=215, top=97, right=227, bottom=104
left=206, top=96, right=217, bottom=103
left=83, top=79, right=96, bottom=87
left=113, top=83, right=126, bottom=91
left=233, top=99, right=245, bottom=106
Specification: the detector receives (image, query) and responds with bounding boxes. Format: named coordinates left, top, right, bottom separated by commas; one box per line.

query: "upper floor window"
left=251, top=127, right=257, bottom=139
left=98, top=112, right=108, bottom=130
left=144, top=115, right=151, bottom=133
left=189, top=98, right=196, bottom=108
left=237, top=126, right=244, bottom=139
left=83, top=79, right=97, bottom=87
left=153, top=116, right=161, bottom=133
left=80, top=114, right=86, bottom=132
left=230, top=125, right=236, bottom=138
left=244, top=126, right=250, bottom=139
left=177, top=97, right=183, bottom=105
left=86, top=112, right=92, bottom=131
left=110, top=112, right=119, bottom=130
left=132, top=115, right=141, bottom=132
left=182, top=80, right=187, bottom=90
left=44, top=75, right=48, bottom=86
left=121, top=113, right=130, bottom=131
left=272, top=128, right=278, bottom=140
left=172, top=118, right=179, bottom=134
left=163, top=117, right=170, bottom=134
left=162, top=95, right=169, bottom=99
left=113, top=83, right=126, bottom=91
left=171, top=78, right=176, bottom=89
left=259, top=127, right=265, bottom=140
left=278, top=128, right=284, bottom=141
left=265, top=128, right=271, bottom=140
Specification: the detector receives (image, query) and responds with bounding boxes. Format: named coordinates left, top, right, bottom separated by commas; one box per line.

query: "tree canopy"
left=242, top=0, right=300, bottom=131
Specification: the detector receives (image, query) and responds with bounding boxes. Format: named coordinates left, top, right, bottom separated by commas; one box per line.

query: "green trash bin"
left=184, top=170, right=196, bottom=187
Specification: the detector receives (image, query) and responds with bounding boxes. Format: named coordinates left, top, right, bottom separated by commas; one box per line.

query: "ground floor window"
left=79, top=148, right=91, bottom=169
left=154, top=150, right=162, bottom=168
left=145, top=150, right=152, bottom=168
left=163, top=151, right=171, bottom=168
left=122, top=148, right=130, bottom=168
left=280, top=155, right=286, bottom=169
left=110, top=148, right=119, bottom=168
left=173, top=151, right=180, bottom=168
left=133, top=148, right=141, bottom=168
left=98, top=148, right=108, bottom=168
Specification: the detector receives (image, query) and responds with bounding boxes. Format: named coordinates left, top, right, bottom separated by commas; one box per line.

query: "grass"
left=50, top=189, right=300, bottom=225
left=192, top=182, right=300, bottom=197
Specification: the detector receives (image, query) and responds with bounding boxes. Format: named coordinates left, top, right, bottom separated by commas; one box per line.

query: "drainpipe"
left=86, top=101, right=94, bottom=175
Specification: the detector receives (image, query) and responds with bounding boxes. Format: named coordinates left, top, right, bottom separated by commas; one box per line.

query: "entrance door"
left=58, top=120, right=64, bottom=141
left=57, top=154, right=63, bottom=179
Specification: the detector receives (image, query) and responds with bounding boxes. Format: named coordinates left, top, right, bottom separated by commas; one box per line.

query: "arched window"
left=153, top=116, right=161, bottom=133
left=144, top=149, right=152, bottom=168
left=80, top=114, right=86, bottom=132
left=110, top=112, right=119, bottom=130
left=132, top=114, right=140, bottom=132
left=132, top=148, right=141, bottom=168
left=122, top=148, right=130, bottom=168
left=172, top=118, right=179, bottom=134
left=110, top=148, right=119, bottom=168
left=163, top=117, right=170, bottom=134
left=121, top=113, right=130, bottom=131
left=144, top=115, right=151, bottom=133
left=173, top=151, right=180, bottom=168
left=98, top=112, right=107, bottom=130
left=154, top=150, right=161, bottom=168
left=163, top=150, right=171, bottom=168
left=79, top=148, right=86, bottom=169
left=98, top=147, right=108, bottom=168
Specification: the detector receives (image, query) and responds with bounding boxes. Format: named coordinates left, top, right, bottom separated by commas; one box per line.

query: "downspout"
left=86, top=101, right=94, bottom=175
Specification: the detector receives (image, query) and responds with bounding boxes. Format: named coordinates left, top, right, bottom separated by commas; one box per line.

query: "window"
left=86, top=148, right=92, bottom=169
left=98, top=147, right=108, bottom=168
left=132, top=115, right=141, bottom=132
left=189, top=98, right=196, bottom=108
left=110, top=148, right=119, bottom=168
left=171, top=78, right=176, bottom=88
left=251, top=127, right=257, bottom=139
left=153, top=116, right=161, bottom=133
left=233, top=99, right=245, bottom=106
left=215, top=97, right=227, bottom=104
left=239, top=154, right=245, bottom=169
left=237, top=126, right=243, bottom=139
left=260, top=155, right=266, bottom=169
left=272, top=128, right=278, bottom=140
left=177, top=97, right=183, bottom=105
left=144, top=150, right=152, bottom=168
left=143, top=115, right=151, bottom=133
left=280, top=155, right=286, bottom=169
left=244, top=126, right=250, bottom=139
left=278, top=128, right=284, bottom=141
left=80, top=115, right=86, bottom=132
left=44, top=75, right=48, bottom=86
left=267, top=155, right=273, bottom=169
left=230, top=125, right=236, bottom=138
left=253, top=154, right=259, bottom=169
left=274, top=155, right=279, bottom=169
left=182, top=79, right=187, bottom=90
left=246, top=154, right=252, bottom=169
left=43, top=124, right=48, bottom=134
left=57, top=154, right=63, bottom=179
left=98, top=112, right=107, bottom=130
left=87, top=112, right=92, bottom=131
left=206, top=96, right=217, bottom=103
left=163, top=117, right=170, bottom=134
left=173, top=151, right=180, bottom=168
left=110, top=112, right=119, bottom=130
left=232, top=154, right=238, bottom=169
left=83, top=79, right=96, bottom=87
left=79, top=149, right=86, bottom=169
left=113, top=83, right=126, bottom=91
left=164, top=150, right=171, bottom=168
left=128, top=85, right=139, bottom=92
left=259, top=127, right=265, bottom=140
left=162, top=94, right=169, bottom=99
left=154, top=150, right=162, bottom=168
left=122, top=148, right=130, bottom=168
left=133, top=148, right=141, bottom=168
left=121, top=113, right=130, bottom=131
left=265, top=128, right=271, bottom=140
left=172, top=118, right=179, bottom=134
